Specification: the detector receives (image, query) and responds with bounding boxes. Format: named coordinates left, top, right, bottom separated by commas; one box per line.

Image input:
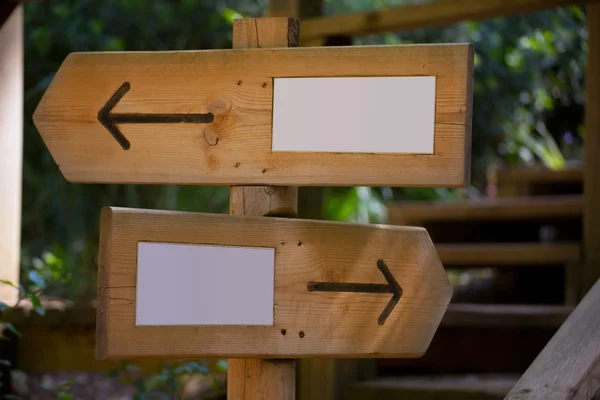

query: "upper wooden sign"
left=33, top=44, right=473, bottom=187
left=97, top=207, right=452, bottom=359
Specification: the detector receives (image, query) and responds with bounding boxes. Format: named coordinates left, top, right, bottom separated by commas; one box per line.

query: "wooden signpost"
left=33, top=40, right=473, bottom=187
left=33, top=16, right=473, bottom=400
left=97, top=207, right=452, bottom=359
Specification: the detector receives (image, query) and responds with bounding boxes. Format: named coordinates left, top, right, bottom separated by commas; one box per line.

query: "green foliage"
left=22, top=0, right=262, bottom=300
left=106, top=360, right=227, bottom=400
left=349, top=4, right=586, bottom=186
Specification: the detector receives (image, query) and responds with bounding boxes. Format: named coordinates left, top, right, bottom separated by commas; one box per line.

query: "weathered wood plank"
left=505, top=279, right=600, bottom=399
left=95, top=207, right=452, bottom=359
left=300, top=0, right=600, bottom=42
left=33, top=44, right=473, bottom=187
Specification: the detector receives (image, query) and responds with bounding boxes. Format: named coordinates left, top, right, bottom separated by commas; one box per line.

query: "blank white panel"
left=272, top=76, right=436, bottom=154
left=136, top=242, right=275, bottom=326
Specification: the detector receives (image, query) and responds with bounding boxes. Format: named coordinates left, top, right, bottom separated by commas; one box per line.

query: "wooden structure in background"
left=506, top=278, right=600, bottom=399
left=488, top=165, right=583, bottom=197
left=300, top=0, right=600, bottom=44
left=2, top=1, right=600, bottom=400
left=0, top=3, right=22, bottom=305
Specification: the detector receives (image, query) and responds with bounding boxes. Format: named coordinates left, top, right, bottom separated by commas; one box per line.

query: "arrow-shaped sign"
left=97, top=208, right=452, bottom=360
left=33, top=45, right=473, bottom=187
left=98, top=82, right=215, bottom=150
left=307, top=259, right=402, bottom=326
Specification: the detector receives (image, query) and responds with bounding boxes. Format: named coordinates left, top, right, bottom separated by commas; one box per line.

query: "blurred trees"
left=21, top=0, right=588, bottom=299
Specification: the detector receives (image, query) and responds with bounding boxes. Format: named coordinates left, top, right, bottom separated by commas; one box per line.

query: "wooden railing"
left=505, top=278, right=600, bottom=399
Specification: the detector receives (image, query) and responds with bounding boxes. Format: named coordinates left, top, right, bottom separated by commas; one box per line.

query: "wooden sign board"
left=34, top=44, right=473, bottom=187
left=97, top=207, right=452, bottom=359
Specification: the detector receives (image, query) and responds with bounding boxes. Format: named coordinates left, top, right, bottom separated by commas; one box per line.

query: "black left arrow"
left=98, top=82, right=215, bottom=150
left=307, top=259, right=402, bottom=326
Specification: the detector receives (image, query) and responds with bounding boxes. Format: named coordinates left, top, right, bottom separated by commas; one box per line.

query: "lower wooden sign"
left=97, top=207, right=452, bottom=359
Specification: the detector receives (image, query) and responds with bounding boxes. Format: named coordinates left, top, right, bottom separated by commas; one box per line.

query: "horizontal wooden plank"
left=442, top=303, right=573, bottom=328
left=490, top=165, right=584, bottom=197
left=345, top=375, right=519, bottom=400
left=97, top=207, right=452, bottom=359
left=506, top=278, right=600, bottom=399
left=300, top=0, right=600, bottom=42
left=389, top=195, right=583, bottom=226
left=437, top=242, right=581, bottom=266
left=33, top=44, right=473, bottom=187
left=491, top=166, right=583, bottom=186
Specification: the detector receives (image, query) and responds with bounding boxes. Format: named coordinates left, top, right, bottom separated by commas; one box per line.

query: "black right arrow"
left=98, top=82, right=215, bottom=150
left=307, top=259, right=402, bottom=325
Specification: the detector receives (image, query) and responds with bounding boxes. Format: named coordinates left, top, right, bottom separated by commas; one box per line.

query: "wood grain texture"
left=232, top=17, right=299, bottom=49
left=389, top=194, right=583, bottom=226
left=300, top=0, right=600, bottom=42
left=505, top=278, right=600, bottom=399
left=0, top=4, right=22, bottom=304
left=228, top=17, right=298, bottom=400
left=95, top=207, right=452, bottom=359
left=230, top=186, right=298, bottom=218
left=228, top=358, right=296, bottom=400
left=583, top=4, right=600, bottom=297
left=33, top=44, right=473, bottom=187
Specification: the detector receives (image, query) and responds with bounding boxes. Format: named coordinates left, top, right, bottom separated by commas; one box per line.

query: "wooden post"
left=582, top=4, right=600, bottom=298
left=227, top=17, right=300, bottom=400
left=0, top=4, right=22, bottom=304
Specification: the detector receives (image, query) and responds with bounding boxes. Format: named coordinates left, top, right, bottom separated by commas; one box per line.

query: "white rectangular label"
left=272, top=76, right=436, bottom=154
left=136, top=242, right=275, bottom=326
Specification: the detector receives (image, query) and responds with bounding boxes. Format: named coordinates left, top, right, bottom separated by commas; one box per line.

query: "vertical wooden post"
left=0, top=4, right=22, bottom=304
left=227, top=17, right=299, bottom=400
left=266, top=3, right=361, bottom=400
left=583, top=4, right=600, bottom=298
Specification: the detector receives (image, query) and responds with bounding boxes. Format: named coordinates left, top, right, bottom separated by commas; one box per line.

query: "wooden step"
left=491, top=165, right=583, bottom=186
left=489, top=165, right=583, bottom=198
left=437, top=242, right=581, bottom=266
left=345, top=375, right=519, bottom=400
left=442, top=303, right=573, bottom=328
left=389, top=194, right=583, bottom=226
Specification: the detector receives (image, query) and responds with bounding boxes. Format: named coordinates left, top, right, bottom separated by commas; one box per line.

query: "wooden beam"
left=300, top=0, right=600, bottom=42
left=389, top=194, right=583, bottom=226
left=436, top=242, right=581, bottom=266
left=228, top=17, right=298, bottom=400
left=582, top=4, right=600, bottom=297
left=505, top=278, right=600, bottom=399
left=442, top=304, right=573, bottom=328
left=0, top=4, right=22, bottom=304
